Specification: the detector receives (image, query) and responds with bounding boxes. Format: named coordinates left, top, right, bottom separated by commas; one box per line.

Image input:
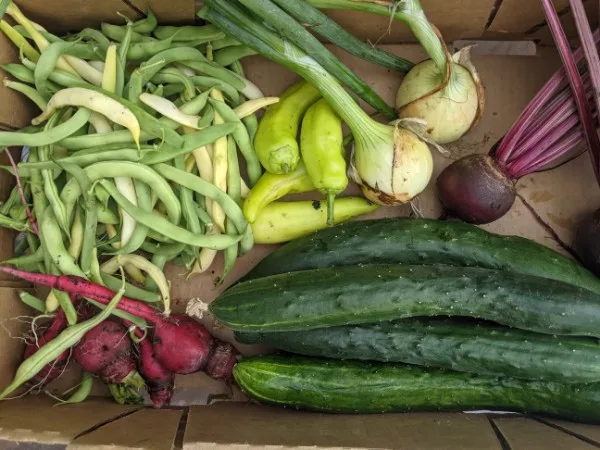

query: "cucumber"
left=235, top=318, right=600, bottom=383
left=211, top=264, right=600, bottom=335
left=244, top=218, right=600, bottom=293
left=234, top=355, right=600, bottom=423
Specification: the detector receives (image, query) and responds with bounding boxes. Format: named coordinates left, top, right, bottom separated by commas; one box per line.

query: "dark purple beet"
left=574, top=209, right=600, bottom=276
left=437, top=154, right=516, bottom=224
left=73, top=320, right=132, bottom=374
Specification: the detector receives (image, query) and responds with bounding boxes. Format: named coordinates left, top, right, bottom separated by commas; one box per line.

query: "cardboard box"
left=0, top=0, right=599, bottom=448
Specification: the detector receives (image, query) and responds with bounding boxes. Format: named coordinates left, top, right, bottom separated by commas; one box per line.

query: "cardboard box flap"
left=68, top=408, right=183, bottom=450
left=529, top=0, right=599, bottom=45
left=492, top=417, right=598, bottom=450
left=0, top=397, right=140, bottom=445
left=183, top=403, right=502, bottom=449
left=545, top=420, right=600, bottom=446
left=487, top=0, right=569, bottom=34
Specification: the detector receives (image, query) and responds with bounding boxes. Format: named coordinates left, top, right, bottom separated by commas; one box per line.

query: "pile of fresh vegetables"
left=1, top=0, right=600, bottom=427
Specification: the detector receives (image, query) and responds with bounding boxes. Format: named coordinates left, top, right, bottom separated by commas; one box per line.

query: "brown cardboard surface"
left=323, top=0, right=494, bottom=44
left=68, top=408, right=182, bottom=450
left=184, top=403, right=502, bottom=449
left=488, top=0, right=568, bottom=35
left=545, top=420, right=600, bottom=444
left=0, top=288, right=31, bottom=391
left=0, top=397, right=140, bottom=444
left=529, top=0, right=599, bottom=45
left=493, top=417, right=597, bottom=450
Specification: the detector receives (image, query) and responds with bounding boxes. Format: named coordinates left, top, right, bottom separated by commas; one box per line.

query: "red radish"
left=126, top=323, right=174, bottom=409
left=23, top=308, right=68, bottom=389
left=437, top=27, right=600, bottom=224
left=73, top=319, right=145, bottom=404
left=0, top=268, right=238, bottom=379
left=205, top=341, right=239, bottom=382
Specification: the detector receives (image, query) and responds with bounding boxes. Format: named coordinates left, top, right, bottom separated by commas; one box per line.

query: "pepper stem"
left=327, top=192, right=336, bottom=227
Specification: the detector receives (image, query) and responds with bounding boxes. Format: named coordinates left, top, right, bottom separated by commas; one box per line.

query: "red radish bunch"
left=2, top=268, right=241, bottom=401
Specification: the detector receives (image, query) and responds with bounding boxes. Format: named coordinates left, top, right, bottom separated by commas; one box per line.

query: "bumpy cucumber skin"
left=235, top=319, right=600, bottom=383
left=243, top=218, right=600, bottom=293
left=211, top=264, right=600, bottom=335
left=233, top=355, right=600, bottom=423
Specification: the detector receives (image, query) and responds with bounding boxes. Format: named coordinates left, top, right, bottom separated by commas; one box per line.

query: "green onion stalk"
left=308, top=0, right=485, bottom=144
left=201, top=1, right=433, bottom=206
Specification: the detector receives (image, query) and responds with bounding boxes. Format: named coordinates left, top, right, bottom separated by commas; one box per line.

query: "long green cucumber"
left=211, top=264, right=600, bottom=335
left=235, top=319, right=600, bottom=383
left=234, top=355, right=600, bottom=423
left=244, top=218, right=600, bottom=293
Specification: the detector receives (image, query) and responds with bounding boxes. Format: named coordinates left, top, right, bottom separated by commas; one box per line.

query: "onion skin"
left=437, top=154, right=516, bottom=224
left=574, top=210, right=600, bottom=277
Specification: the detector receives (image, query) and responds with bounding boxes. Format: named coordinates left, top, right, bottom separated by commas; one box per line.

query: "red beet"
left=437, top=154, right=516, bottom=224
left=152, top=314, right=214, bottom=374
left=73, top=320, right=132, bottom=375
left=138, top=337, right=174, bottom=408
left=24, top=309, right=69, bottom=388
left=205, top=341, right=239, bottom=382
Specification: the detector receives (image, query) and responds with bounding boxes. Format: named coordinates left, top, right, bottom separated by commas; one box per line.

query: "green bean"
left=14, top=231, right=30, bottom=257
left=100, top=180, right=242, bottom=249
left=151, top=83, right=164, bottom=97
left=65, top=42, right=106, bottom=60
left=194, top=201, right=213, bottom=227
left=53, top=286, right=78, bottom=326
left=0, top=108, right=91, bottom=147
left=59, top=130, right=152, bottom=150
left=127, top=36, right=175, bottom=62
left=154, top=24, right=225, bottom=42
left=94, top=184, right=111, bottom=207
left=3, top=79, right=47, bottom=109
left=73, top=28, right=110, bottom=52
left=153, top=163, right=249, bottom=235
left=55, top=161, right=97, bottom=275
left=19, top=291, right=45, bottom=313
left=209, top=98, right=262, bottom=186
left=175, top=156, right=202, bottom=236
left=28, top=150, right=48, bottom=223
left=131, top=8, right=158, bottom=34
left=101, top=22, right=146, bottom=43
left=127, top=47, right=217, bottom=102
left=212, top=36, right=243, bottom=50
left=35, top=41, right=83, bottom=99
left=15, top=149, right=146, bottom=175
left=150, top=73, right=240, bottom=105
left=1, top=184, right=23, bottom=216
left=145, top=228, right=174, bottom=243
left=155, top=67, right=195, bottom=101
left=180, top=59, right=245, bottom=92
left=1, top=63, right=35, bottom=83
left=99, top=272, right=161, bottom=303
left=39, top=114, right=71, bottom=236
left=96, top=203, right=119, bottom=224
left=229, top=60, right=259, bottom=143
left=9, top=204, right=26, bottom=221
left=0, top=279, right=126, bottom=399
left=53, top=372, right=94, bottom=405
left=110, top=179, right=151, bottom=255
left=116, top=23, right=133, bottom=98
left=12, top=25, right=61, bottom=43
left=181, top=89, right=213, bottom=115
left=39, top=206, right=85, bottom=278
left=140, top=123, right=237, bottom=165
left=60, top=161, right=181, bottom=225
left=214, top=46, right=258, bottom=67
left=144, top=253, right=168, bottom=292
left=223, top=135, right=241, bottom=281
left=3, top=245, right=44, bottom=267
left=0, top=211, right=31, bottom=232
left=140, top=241, right=185, bottom=257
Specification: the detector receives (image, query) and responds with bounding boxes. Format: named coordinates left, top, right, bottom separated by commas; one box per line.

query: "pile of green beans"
left=0, top=6, right=266, bottom=318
